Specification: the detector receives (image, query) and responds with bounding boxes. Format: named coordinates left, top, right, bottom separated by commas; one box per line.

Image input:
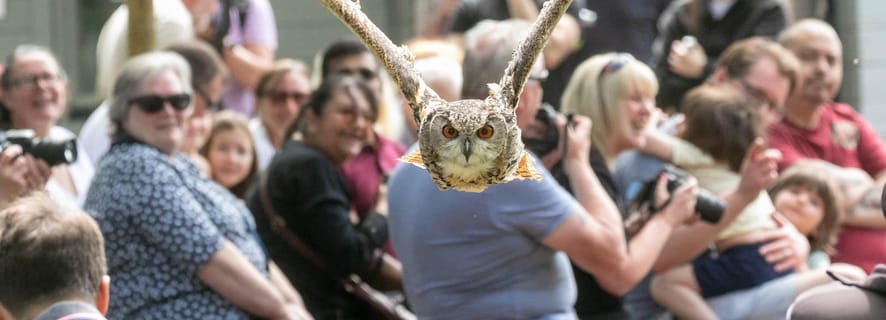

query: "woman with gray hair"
left=84, top=51, right=311, bottom=319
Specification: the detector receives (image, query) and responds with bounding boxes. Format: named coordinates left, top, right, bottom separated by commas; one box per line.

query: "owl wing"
left=496, top=0, right=573, bottom=111
left=321, top=0, right=444, bottom=127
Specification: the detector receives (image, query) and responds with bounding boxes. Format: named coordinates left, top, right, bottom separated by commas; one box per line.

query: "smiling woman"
left=84, top=51, right=310, bottom=319
left=0, top=45, right=93, bottom=211
left=246, top=74, right=404, bottom=319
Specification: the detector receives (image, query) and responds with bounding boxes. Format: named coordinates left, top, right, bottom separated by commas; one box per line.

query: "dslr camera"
left=523, top=104, right=562, bottom=156
left=1, top=129, right=78, bottom=166
left=632, top=165, right=724, bottom=224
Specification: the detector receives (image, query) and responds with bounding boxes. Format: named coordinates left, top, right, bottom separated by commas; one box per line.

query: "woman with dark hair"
left=247, top=74, right=402, bottom=319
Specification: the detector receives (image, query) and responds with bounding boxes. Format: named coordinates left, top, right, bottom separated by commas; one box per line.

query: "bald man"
left=769, top=19, right=886, bottom=273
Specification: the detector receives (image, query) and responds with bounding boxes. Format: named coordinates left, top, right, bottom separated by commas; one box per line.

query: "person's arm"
left=198, top=242, right=295, bottom=319
left=420, top=0, right=462, bottom=38
left=222, top=43, right=274, bottom=91
left=267, top=261, right=310, bottom=313
left=544, top=115, right=697, bottom=295
left=504, top=0, right=579, bottom=69
left=654, top=139, right=781, bottom=271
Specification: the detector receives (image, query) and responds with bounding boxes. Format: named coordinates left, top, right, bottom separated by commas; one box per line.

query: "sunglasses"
left=335, top=67, right=377, bottom=81
left=264, top=90, right=309, bottom=105
left=129, top=94, right=192, bottom=113
left=597, top=53, right=636, bottom=108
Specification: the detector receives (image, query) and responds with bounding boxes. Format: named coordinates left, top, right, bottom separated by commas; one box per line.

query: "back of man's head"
left=461, top=19, right=544, bottom=99
left=0, top=193, right=107, bottom=318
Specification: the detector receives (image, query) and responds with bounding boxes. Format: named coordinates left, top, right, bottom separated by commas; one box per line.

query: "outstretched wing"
left=496, top=0, right=573, bottom=111
left=320, top=0, right=444, bottom=125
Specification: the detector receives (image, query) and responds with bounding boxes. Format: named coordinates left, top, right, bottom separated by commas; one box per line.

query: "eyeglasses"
left=129, top=94, right=192, bottom=113
left=335, top=67, right=377, bottom=81
left=195, top=88, right=222, bottom=112
left=263, top=90, right=309, bottom=105
left=4, top=72, right=66, bottom=89
left=597, top=53, right=635, bottom=108
left=736, top=78, right=779, bottom=111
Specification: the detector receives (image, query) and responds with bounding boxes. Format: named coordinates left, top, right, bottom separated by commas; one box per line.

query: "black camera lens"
left=28, top=139, right=78, bottom=166
left=636, top=166, right=724, bottom=224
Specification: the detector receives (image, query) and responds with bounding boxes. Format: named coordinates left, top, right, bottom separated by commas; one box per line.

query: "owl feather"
left=320, top=0, right=572, bottom=192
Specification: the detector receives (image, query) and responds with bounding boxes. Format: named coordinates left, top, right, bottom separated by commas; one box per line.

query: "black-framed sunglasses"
left=263, top=90, right=309, bottom=105
left=335, top=67, right=377, bottom=81
left=195, top=88, right=222, bottom=112
left=129, top=93, right=192, bottom=113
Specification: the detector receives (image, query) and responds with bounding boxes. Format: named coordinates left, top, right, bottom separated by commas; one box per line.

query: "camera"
left=523, top=104, right=561, bottom=156
left=632, top=165, right=724, bottom=224
left=1, top=129, right=78, bottom=166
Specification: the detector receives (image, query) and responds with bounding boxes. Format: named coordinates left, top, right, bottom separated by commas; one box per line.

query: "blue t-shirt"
left=388, top=151, right=577, bottom=319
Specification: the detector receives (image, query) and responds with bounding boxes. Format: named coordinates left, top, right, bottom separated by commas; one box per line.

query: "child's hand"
left=738, top=139, right=781, bottom=196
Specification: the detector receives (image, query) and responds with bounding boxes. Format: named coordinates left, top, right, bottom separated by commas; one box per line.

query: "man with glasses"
left=770, top=19, right=886, bottom=274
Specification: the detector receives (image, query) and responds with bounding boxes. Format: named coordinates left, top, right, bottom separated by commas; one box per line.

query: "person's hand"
left=668, top=39, right=707, bottom=79
left=656, top=174, right=700, bottom=226
left=562, top=114, right=592, bottom=166
left=737, top=139, right=781, bottom=196
left=0, top=145, right=50, bottom=204
left=755, top=213, right=810, bottom=272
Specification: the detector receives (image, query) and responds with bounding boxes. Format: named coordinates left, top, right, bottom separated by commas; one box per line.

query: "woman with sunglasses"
left=251, top=59, right=311, bottom=171
left=0, top=45, right=92, bottom=211
left=84, top=52, right=310, bottom=319
left=246, top=74, right=402, bottom=319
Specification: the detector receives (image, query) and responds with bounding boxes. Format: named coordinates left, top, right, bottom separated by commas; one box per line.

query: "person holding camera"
left=0, top=45, right=93, bottom=211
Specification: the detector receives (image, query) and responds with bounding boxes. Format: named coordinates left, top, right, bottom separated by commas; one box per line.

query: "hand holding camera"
left=635, top=165, right=723, bottom=225
left=0, top=144, right=51, bottom=205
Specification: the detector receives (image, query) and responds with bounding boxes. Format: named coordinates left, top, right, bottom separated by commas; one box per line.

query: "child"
left=650, top=85, right=792, bottom=319
left=199, top=111, right=258, bottom=199
left=769, top=165, right=843, bottom=269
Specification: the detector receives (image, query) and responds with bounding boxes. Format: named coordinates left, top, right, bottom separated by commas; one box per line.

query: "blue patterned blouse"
left=84, top=142, right=267, bottom=319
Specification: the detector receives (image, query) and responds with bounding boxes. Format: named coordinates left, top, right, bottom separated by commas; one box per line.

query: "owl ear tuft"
left=513, top=151, right=543, bottom=181
left=400, top=149, right=426, bottom=169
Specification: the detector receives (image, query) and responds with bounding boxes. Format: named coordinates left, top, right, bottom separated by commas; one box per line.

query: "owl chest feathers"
left=403, top=100, right=538, bottom=192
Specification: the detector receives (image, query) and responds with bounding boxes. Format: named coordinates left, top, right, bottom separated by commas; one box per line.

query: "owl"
left=322, top=0, right=572, bottom=192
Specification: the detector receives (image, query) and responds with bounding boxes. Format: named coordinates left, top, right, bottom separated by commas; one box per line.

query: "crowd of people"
left=2, top=0, right=886, bottom=319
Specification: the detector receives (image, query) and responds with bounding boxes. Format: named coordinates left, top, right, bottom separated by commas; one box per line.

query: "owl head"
left=418, top=99, right=523, bottom=187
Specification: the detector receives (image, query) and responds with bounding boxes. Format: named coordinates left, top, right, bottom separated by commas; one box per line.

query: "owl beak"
left=462, top=139, right=472, bottom=162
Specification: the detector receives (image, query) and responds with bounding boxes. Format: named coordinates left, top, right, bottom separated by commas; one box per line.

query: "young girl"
left=769, top=165, right=843, bottom=269
left=650, top=85, right=791, bottom=319
left=199, top=111, right=258, bottom=199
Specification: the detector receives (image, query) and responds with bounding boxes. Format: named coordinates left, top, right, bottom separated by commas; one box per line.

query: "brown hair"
left=199, top=111, right=258, bottom=199
left=681, top=85, right=761, bottom=171
left=0, top=192, right=106, bottom=318
left=768, top=166, right=843, bottom=253
left=255, top=59, right=310, bottom=98
left=715, top=37, right=802, bottom=97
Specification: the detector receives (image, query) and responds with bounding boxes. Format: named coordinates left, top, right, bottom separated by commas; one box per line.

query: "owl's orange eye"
left=476, top=125, right=494, bottom=139
left=442, top=124, right=459, bottom=139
